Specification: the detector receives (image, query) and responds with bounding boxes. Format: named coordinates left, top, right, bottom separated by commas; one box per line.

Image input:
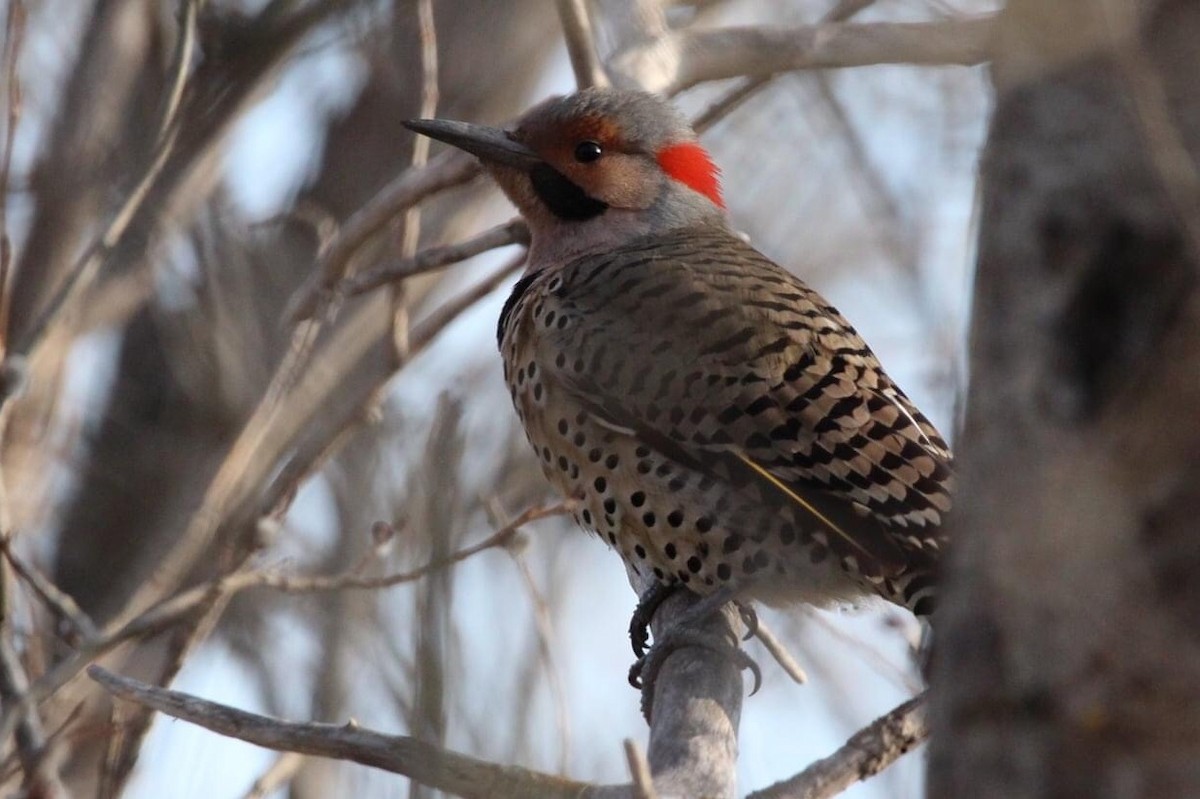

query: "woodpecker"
left=406, top=89, right=952, bottom=626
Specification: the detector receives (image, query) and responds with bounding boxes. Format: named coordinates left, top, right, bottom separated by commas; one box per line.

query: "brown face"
left=512, top=114, right=663, bottom=212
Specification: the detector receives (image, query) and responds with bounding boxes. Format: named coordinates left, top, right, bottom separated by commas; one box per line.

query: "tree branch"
left=339, top=219, right=529, bottom=302
left=557, top=0, right=609, bottom=89
left=611, top=15, right=996, bottom=94
left=746, top=694, right=928, bottom=799
left=284, top=148, right=482, bottom=322
left=88, top=666, right=629, bottom=799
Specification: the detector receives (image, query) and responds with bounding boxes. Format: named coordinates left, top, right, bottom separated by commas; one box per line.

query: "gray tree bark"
left=928, top=1, right=1200, bottom=796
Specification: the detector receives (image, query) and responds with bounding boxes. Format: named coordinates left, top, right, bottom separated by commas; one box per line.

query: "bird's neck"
left=524, top=200, right=727, bottom=272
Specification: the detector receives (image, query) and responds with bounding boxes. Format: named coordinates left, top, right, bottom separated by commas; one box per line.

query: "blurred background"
left=0, top=0, right=994, bottom=796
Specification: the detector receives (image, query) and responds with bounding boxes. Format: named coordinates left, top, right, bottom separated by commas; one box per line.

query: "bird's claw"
left=628, top=581, right=679, bottom=658
left=629, top=626, right=763, bottom=721
left=735, top=600, right=759, bottom=641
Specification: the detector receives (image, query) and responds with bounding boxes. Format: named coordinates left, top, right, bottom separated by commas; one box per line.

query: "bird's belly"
left=507, top=365, right=869, bottom=607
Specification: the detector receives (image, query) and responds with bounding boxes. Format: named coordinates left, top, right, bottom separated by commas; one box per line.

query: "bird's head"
left=405, top=88, right=726, bottom=264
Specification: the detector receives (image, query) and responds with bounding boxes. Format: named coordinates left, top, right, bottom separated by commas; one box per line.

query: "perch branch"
left=612, top=15, right=996, bottom=94
left=746, top=694, right=928, bottom=799
left=88, top=666, right=626, bottom=799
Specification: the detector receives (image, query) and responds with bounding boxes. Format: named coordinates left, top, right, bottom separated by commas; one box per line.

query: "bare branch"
left=611, top=15, right=996, bottom=94
left=391, top=0, right=441, bottom=361
left=593, top=0, right=669, bottom=57
left=691, top=0, right=878, bottom=132
left=242, top=752, right=305, bottom=799
left=157, top=0, right=200, bottom=143
left=87, top=666, right=627, bottom=799
left=624, top=739, right=659, bottom=799
left=248, top=501, right=571, bottom=594
left=751, top=620, right=807, bottom=685
left=0, top=625, right=66, bottom=798
left=285, top=149, right=482, bottom=322
left=0, top=535, right=97, bottom=641
left=12, top=0, right=362, bottom=361
left=558, top=0, right=610, bottom=89
left=341, top=220, right=529, bottom=301
left=0, top=500, right=565, bottom=748
left=637, top=584, right=744, bottom=799
left=0, top=0, right=24, bottom=357
left=746, top=694, right=927, bottom=799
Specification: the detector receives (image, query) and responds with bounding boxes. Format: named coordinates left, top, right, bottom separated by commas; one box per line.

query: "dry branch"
left=691, top=0, right=878, bottom=131
left=12, top=0, right=361, bottom=361
left=0, top=623, right=66, bottom=798
left=0, top=535, right=97, bottom=641
left=342, top=220, right=529, bottom=299
left=746, top=694, right=927, bottom=799
left=286, top=148, right=482, bottom=321
left=0, top=0, right=24, bottom=356
left=0, top=500, right=562, bottom=748
left=558, top=0, right=610, bottom=89
left=88, top=666, right=626, bottom=799
left=611, top=15, right=996, bottom=94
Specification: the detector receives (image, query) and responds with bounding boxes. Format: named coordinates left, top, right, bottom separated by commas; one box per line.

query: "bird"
left=405, top=88, right=953, bottom=674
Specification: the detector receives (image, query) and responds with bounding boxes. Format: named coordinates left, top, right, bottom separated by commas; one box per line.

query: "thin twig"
left=0, top=535, right=98, bottom=641
left=12, top=0, right=357, bottom=361
left=344, top=219, right=529, bottom=298
left=692, top=0, right=879, bottom=132
left=746, top=694, right=928, bottom=799
left=242, top=751, right=305, bottom=799
left=500, top=517, right=572, bottom=773
left=558, top=0, right=609, bottom=89
left=0, top=623, right=66, bottom=797
left=391, top=0, right=440, bottom=360
left=0, top=501, right=566, bottom=748
left=0, top=0, right=25, bottom=358
left=801, top=608, right=922, bottom=693
left=252, top=501, right=570, bottom=594
left=87, top=666, right=618, bottom=799
left=157, top=0, right=200, bottom=143
left=102, top=582, right=235, bottom=797
left=406, top=251, right=527, bottom=352
left=285, top=148, right=481, bottom=322
left=752, top=619, right=807, bottom=685
left=99, top=252, right=526, bottom=671
left=624, top=739, right=658, bottom=799
left=14, top=124, right=185, bottom=361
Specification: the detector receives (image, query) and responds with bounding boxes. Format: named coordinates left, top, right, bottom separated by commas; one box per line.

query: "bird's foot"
left=627, top=589, right=762, bottom=722
left=629, top=581, right=680, bottom=658
left=735, top=600, right=759, bottom=641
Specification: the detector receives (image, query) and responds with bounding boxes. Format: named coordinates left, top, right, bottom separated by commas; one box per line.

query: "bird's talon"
left=736, top=601, right=759, bottom=641
left=628, top=581, right=679, bottom=658
left=739, top=649, right=764, bottom=695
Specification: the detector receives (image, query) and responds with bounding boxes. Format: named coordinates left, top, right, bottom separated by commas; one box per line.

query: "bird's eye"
left=574, top=140, right=603, bottom=163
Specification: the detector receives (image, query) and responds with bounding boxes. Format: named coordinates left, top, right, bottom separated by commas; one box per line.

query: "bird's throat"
left=530, top=164, right=609, bottom=221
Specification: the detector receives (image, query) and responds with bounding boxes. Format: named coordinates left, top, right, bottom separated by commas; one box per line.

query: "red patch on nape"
left=656, top=142, right=724, bottom=209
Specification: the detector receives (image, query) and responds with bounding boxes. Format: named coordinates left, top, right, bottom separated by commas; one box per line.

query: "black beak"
left=404, top=119, right=543, bottom=171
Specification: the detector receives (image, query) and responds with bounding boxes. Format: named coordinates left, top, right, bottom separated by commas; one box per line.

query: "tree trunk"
left=928, top=1, right=1200, bottom=796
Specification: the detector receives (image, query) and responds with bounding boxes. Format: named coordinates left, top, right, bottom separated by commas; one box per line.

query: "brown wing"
left=533, top=225, right=954, bottom=562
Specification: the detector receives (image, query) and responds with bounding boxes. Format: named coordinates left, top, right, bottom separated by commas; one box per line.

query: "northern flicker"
left=406, top=88, right=953, bottom=647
